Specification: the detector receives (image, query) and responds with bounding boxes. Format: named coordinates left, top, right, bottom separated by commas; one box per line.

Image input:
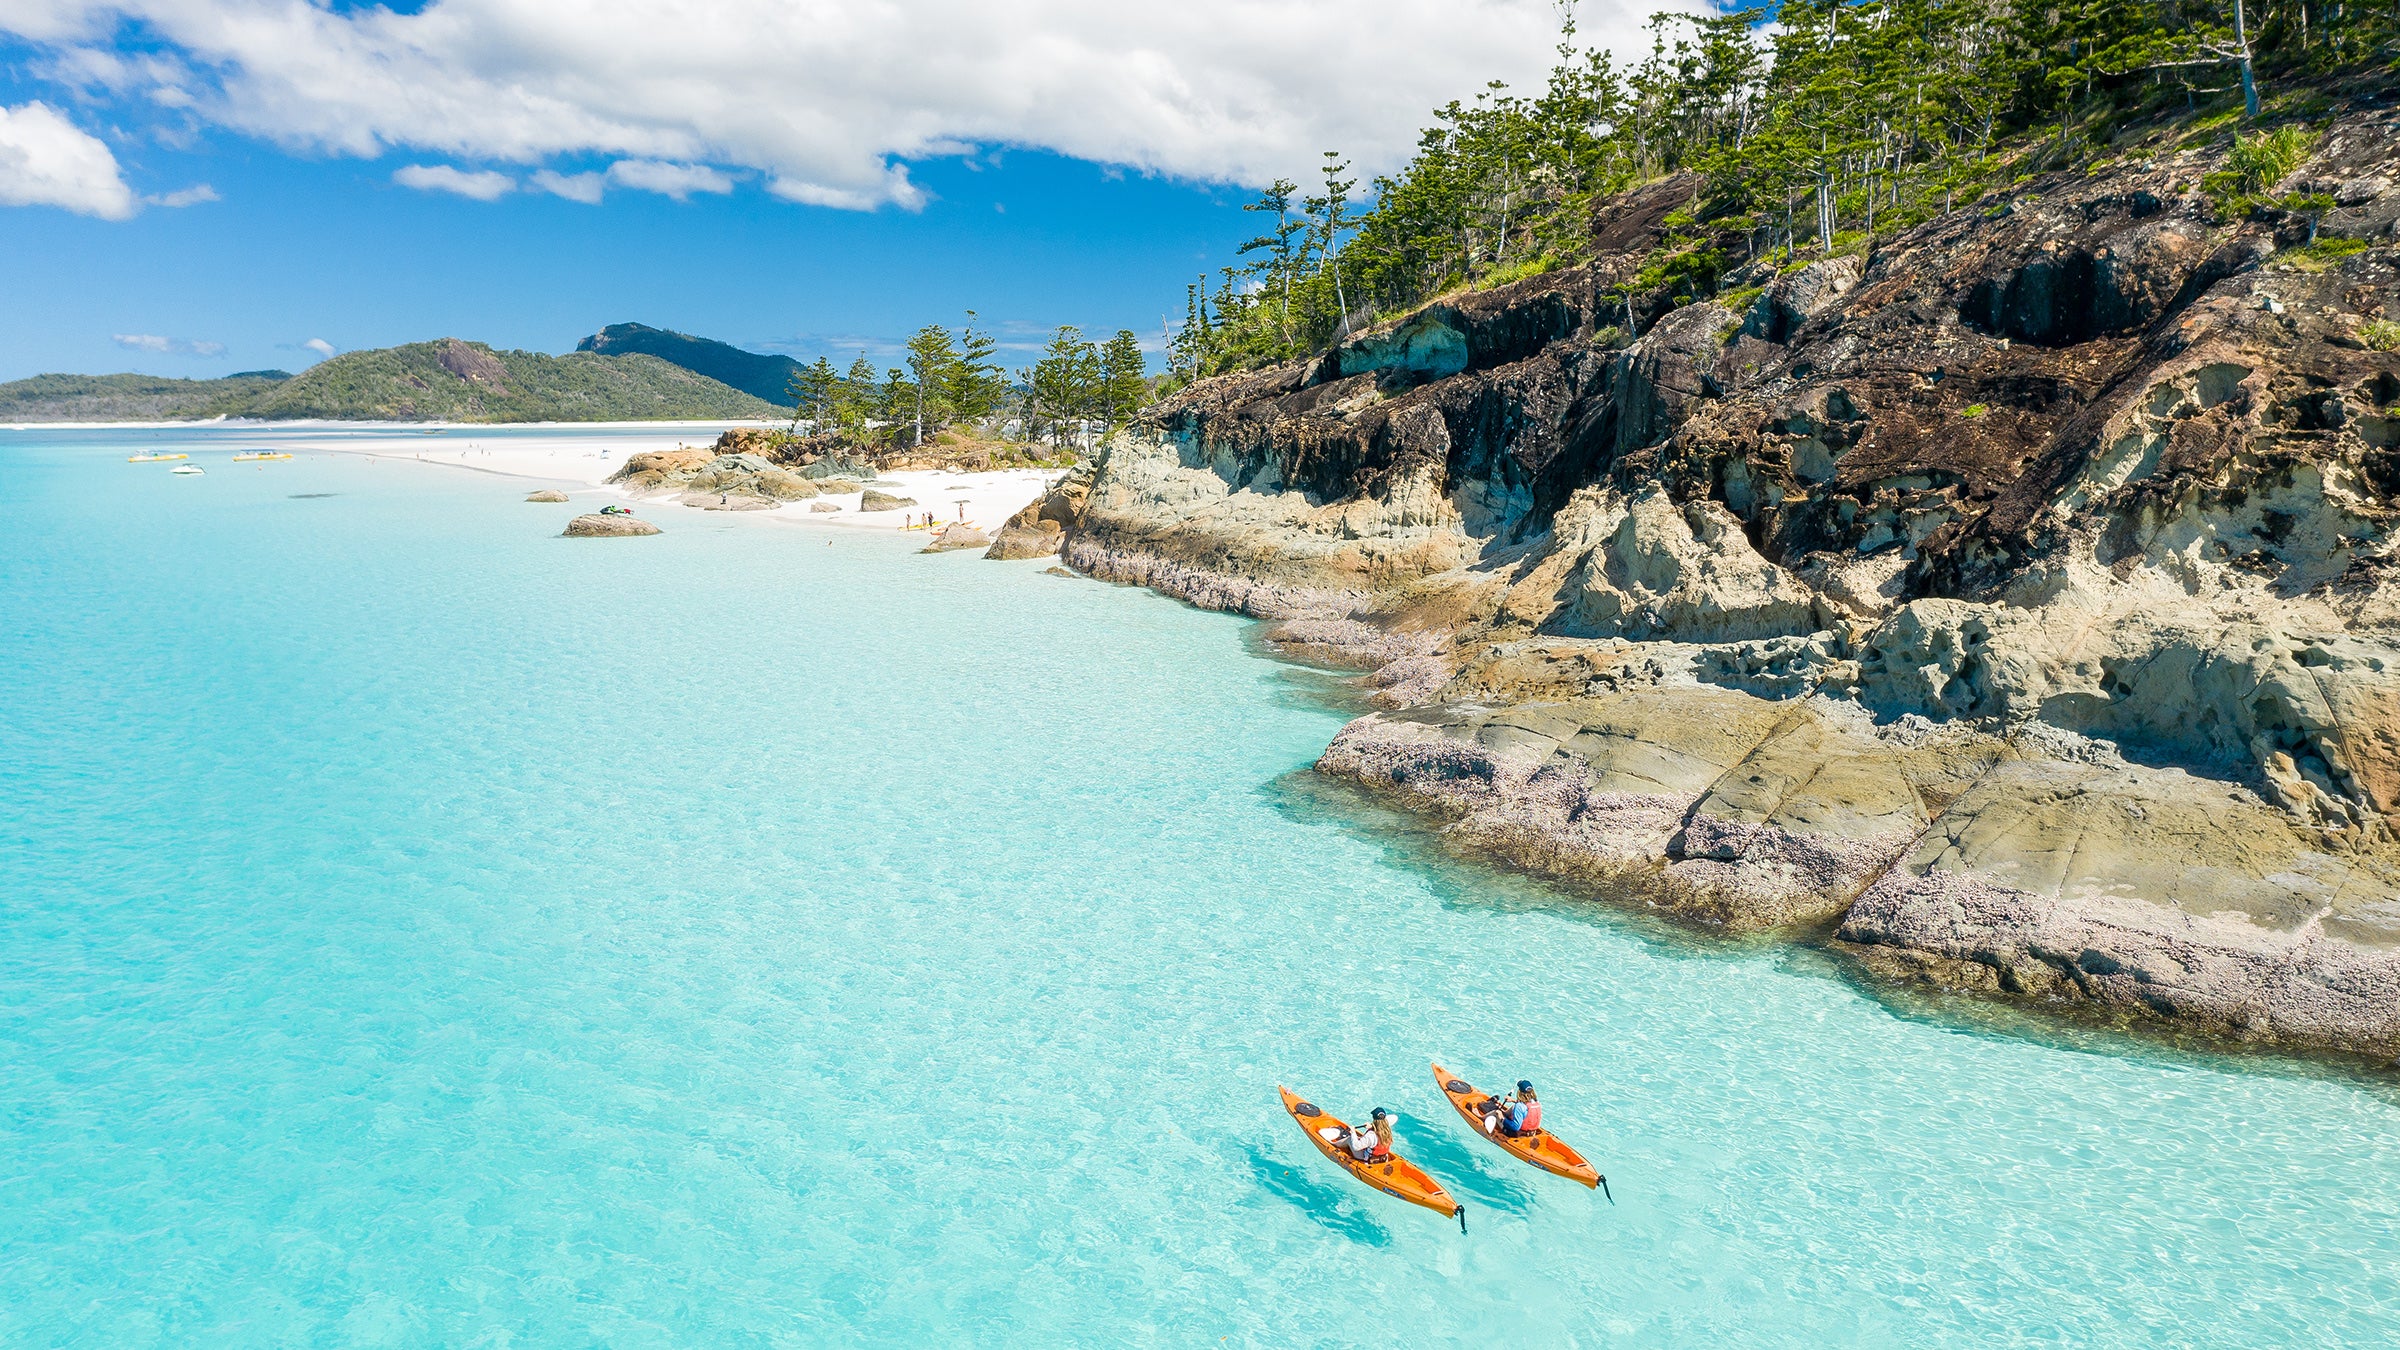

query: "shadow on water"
left=1236, top=1143, right=1393, bottom=1247
left=1389, top=1116, right=1538, bottom=1216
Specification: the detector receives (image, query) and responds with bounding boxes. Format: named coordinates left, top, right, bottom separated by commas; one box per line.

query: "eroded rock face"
left=1062, top=102, right=2400, bottom=1056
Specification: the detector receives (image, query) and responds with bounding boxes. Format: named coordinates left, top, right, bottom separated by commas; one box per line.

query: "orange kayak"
left=1432, top=1062, right=1607, bottom=1195
left=1280, top=1086, right=1465, bottom=1229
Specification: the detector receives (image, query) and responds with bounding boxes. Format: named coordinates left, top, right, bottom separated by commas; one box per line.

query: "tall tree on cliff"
left=1238, top=178, right=1306, bottom=348
left=1306, top=152, right=1358, bottom=337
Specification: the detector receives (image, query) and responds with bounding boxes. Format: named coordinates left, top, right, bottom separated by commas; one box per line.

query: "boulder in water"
left=563, top=512, right=660, bottom=537
left=525, top=489, right=570, bottom=502
left=921, top=524, right=992, bottom=553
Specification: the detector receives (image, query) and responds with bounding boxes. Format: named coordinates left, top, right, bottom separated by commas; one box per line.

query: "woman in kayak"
left=1341, top=1108, right=1395, bottom=1163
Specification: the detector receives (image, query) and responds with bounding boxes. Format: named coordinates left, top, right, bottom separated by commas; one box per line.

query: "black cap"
left=1370, top=1107, right=1388, bottom=1119
left=1517, top=1080, right=1534, bottom=1092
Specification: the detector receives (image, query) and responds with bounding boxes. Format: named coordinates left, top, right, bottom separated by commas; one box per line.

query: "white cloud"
left=0, top=0, right=1673, bottom=210
left=303, top=337, right=335, bottom=357
left=531, top=167, right=602, bottom=203
left=111, top=332, right=224, bottom=355
left=148, top=182, right=217, bottom=206
left=0, top=100, right=137, bottom=219
left=606, top=158, right=732, bottom=200
left=393, top=162, right=514, bottom=199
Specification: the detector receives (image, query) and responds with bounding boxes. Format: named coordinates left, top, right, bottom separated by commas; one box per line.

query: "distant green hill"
left=0, top=371, right=289, bottom=422
left=244, top=338, right=781, bottom=421
left=0, top=340, right=780, bottom=423
left=577, top=322, right=800, bottom=406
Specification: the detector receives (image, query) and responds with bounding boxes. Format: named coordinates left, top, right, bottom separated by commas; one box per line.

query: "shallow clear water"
left=5, top=427, right=2399, bottom=1346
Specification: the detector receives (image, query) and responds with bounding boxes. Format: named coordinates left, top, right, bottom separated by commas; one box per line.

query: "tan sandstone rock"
left=563, top=512, right=659, bottom=537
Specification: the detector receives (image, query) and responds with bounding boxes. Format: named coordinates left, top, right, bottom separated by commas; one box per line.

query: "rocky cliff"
left=1055, top=108, right=2400, bottom=1059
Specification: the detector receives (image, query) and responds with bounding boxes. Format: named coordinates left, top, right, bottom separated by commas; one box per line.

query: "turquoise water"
left=5, top=427, right=2399, bottom=1346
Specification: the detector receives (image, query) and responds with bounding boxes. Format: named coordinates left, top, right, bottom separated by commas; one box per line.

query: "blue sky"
left=0, top=0, right=1665, bottom=382
left=0, top=123, right=1258, bottom=379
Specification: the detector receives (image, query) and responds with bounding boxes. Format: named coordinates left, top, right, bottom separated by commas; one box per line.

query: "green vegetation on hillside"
left=1174, top=0, right=2398, bottom=376
left=0, top=371, right=290, bottom=422
left=576, top=322, right=804, bottom=405
left=1, top=340, right=782, bottom=423
left=243, top=339, right=781, bottom=421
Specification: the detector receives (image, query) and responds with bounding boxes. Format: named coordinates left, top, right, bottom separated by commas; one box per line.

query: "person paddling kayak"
left=1481, top=1081, right=1542, bottom=1138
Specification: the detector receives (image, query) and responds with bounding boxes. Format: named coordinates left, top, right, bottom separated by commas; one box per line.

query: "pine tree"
left=947, top=312, right=1005, bottom=426
left=1238, top=178, right=1306, bottom=351
left=903, top=324, right=957, bottom=446
left=1098, top=330, right=1148, bottom=429
left=1030, top=326, right=1102, bottom=449
left=835, top=354, right=878, bottom=435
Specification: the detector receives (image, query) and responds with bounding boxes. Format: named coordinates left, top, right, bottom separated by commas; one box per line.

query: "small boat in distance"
left=232, top=451, right=294, bottom=462
left=170, top=464, right=205, bottom=475
left=127, top=452, right=188, bottom=462
left=1280, top=1087, right=1464, bottom=1229
left=1431, top=1063, right=1607, bottom=1196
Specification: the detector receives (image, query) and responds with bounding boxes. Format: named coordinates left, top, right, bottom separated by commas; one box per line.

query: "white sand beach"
left=220, top=422, right=1062, bottom=535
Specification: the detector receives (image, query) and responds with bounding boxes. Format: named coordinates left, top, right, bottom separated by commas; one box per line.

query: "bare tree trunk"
left=2234, top=0, right=2260, bottom=117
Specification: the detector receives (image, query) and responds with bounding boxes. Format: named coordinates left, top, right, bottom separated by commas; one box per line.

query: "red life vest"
left=1518, top=1100, right=1542, bottom=1132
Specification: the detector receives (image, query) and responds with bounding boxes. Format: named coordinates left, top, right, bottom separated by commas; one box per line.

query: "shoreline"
left=314, top=434, right=1063, bottom=537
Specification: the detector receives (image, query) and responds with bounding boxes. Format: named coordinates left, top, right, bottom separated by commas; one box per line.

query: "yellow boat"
left=128, top=452, right=189, bottom=462
left=232, top=451, right=294, bottom=462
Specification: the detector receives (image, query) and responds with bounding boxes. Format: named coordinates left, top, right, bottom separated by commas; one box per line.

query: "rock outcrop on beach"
left=687, top=452, right=818, bottom=500
left=606, top=447, right=719, bottom=494
left=859, top=489, right=917, bottom=513
left=563, top=513, right=660, bottom=537
left=608, top=446, right=816, bottom=504
left=525, top=489, right=570, bottom=502
left=1052, top=107, right=2400, bottom=1058
left=986, top=470, right=1092, bottom=560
